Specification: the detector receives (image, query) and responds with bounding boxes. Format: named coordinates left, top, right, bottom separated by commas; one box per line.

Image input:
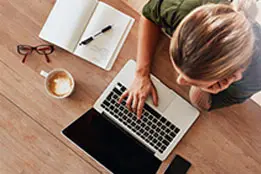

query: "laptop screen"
left=62, top=108, right=161, bottom=174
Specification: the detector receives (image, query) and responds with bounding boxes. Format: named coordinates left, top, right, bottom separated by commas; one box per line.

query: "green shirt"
left=142, top=0, right=261, bottom=110
left=142, top=0, right=229, bottom=36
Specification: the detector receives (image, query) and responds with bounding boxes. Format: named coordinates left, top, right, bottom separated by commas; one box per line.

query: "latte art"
left=48, top=72, right=73, bottom=97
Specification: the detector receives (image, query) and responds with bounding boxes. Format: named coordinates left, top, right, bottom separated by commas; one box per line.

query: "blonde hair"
left=170, top=0, right=255, bottom=81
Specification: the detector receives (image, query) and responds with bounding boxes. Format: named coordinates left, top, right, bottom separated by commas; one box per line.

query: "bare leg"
left=189, top=86, right=212, bottom=111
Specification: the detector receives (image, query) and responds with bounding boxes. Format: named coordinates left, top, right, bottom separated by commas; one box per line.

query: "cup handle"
left=40, top=70, right=49, bottom=78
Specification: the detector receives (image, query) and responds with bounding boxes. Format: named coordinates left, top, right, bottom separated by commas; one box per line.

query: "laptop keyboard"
left=101, top=82, right=180, bottom=153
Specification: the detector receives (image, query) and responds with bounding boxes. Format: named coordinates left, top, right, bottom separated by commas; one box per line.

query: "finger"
left=132, top=94, right=139, bottom=113
left=202, top=83, right=223, bottom=94
left=220, top=79, right=230, bottom=90
left=228, top=69, right=243, bottom=83
left=137, top=97, right=146, bottom=119
left=202, top=85, right=218, bottom=94
left=226, top=76, right=236, bottom=85
left=234, top=71, right=243, bottom=81
left=126, top=94, right=133, bottom=111
left=220, top=79, right=229, bottom=86
left=151, top=85, right=158, bottom=106
left=213, top=82, right=222, bottom=89
left=212, top=83, right=221, bottom=94
left=118, top=91, right=129, bottom=104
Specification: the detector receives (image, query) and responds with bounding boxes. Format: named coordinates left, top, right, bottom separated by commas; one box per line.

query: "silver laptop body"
left=94, top=60, right=199, bottom=161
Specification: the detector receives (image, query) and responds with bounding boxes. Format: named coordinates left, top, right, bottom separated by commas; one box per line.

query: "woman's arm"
left=136, top=15, right=161, bottom=77
left=119, top=15, right=161, bottom=118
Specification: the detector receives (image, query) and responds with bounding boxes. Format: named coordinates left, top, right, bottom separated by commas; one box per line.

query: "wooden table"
left=1, top=0, right=261, bottom=173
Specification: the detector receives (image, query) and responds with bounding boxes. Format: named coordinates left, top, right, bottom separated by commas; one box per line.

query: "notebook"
left=39, top=0, right=134, bottom=70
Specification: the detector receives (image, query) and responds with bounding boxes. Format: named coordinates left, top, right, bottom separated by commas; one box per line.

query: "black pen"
left=79, top=25, right=112, bottom=46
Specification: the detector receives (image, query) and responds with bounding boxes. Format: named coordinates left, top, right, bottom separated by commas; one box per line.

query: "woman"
left=119, top=0, right=261, bottom=118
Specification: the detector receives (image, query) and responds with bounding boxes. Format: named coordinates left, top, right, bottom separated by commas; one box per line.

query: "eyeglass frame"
left=17, top=44, right=54, bottom=63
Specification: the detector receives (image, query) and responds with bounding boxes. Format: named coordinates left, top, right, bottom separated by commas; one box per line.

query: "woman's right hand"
left=118, top=73, right=158, bottom=119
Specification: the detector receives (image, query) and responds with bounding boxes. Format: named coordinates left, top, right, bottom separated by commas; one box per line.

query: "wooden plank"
left=1, top=36, right=261, bottom=174
left=126, top=0, right=147, bottom=13
left=158, top=100, right=261, bottom=174
left=0, top=0, right=261, bottom=174
left=0, top=57, right=112, bottom=173
left=126, top=1, right=261, bottom=173
left=0, top=94, right=99, bottom=174
left=0, top=0, right=140, bottom=173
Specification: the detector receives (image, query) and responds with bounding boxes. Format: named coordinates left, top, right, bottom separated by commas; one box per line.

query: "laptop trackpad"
left=146, top=76, right=176, bottom=113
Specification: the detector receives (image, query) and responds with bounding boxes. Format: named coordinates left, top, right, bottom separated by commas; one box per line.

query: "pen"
left=79, top=25, right=112, bottom=46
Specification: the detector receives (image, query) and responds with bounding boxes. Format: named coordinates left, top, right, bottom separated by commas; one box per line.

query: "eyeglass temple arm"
left=22, top=53, right=29, bottom=63
left=44, top=54, right=50, bottom=63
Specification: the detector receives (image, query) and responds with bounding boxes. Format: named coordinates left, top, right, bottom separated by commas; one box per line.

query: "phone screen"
left=164, top=154, right=191, bottom=174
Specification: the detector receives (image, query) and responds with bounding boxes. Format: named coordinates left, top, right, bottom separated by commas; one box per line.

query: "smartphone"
left=164, top=154, right=191, bottom=174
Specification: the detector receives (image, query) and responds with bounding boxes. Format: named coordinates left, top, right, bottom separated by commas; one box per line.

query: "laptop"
left=62, top=60, right=199, bottom=174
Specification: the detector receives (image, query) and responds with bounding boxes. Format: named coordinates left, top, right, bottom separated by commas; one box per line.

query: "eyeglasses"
left=17, top=45, right=54, bottom=63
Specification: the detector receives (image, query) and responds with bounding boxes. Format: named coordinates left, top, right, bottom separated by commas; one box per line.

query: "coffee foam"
left=53, top=78, right=71, bottom=95
left=48, top=72, right=73, bottom=96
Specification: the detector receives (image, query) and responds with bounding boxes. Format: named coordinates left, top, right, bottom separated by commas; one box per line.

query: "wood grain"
left=0, top=0, right=261, bottom=174
left=126, top=0, right=147, bottom=13
left=0, top=94, right=99, bottom=174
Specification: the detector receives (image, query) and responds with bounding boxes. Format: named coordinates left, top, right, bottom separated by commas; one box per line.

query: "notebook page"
left=106, top=18, right=134, bottom=70
left=39, top=0, right=98, bottom=52
left=74, top=2, right=131, bottom=69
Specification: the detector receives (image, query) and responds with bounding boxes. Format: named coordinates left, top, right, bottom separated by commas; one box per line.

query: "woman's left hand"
left=200, top=69, right=244, bottom=94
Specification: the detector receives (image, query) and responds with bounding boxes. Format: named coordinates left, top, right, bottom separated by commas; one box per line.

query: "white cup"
left=40, top=69, right=75, bottom=99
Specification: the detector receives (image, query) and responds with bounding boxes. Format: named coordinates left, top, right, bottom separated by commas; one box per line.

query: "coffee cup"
left=40, top=69, right=75, bottom=99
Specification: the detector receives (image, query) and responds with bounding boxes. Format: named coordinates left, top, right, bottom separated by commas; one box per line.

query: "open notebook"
left=39, top=0, right=134, bottom=70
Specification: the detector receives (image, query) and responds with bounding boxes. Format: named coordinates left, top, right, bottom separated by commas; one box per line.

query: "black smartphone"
left=164, top=154, right=191, bottom=174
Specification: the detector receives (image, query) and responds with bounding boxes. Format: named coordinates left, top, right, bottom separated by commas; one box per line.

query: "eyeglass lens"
left=18, top=45, right=33, bottom=55
left=36, top=45, right=53, bottom=55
